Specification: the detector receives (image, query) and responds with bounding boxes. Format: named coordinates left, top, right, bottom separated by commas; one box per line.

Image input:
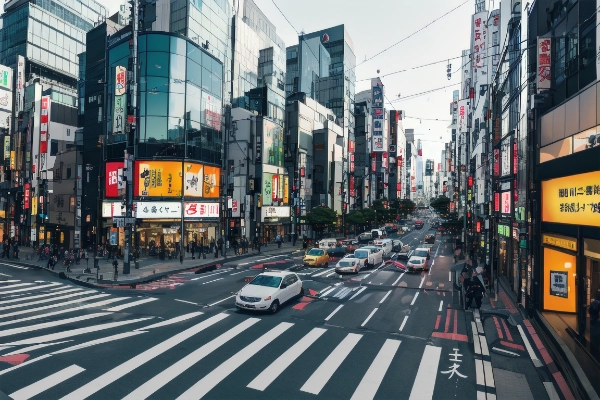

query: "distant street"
left=0, top=223, right=550, bottom=399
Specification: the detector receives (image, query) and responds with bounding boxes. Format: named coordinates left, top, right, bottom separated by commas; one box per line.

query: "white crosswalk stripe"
left=9, top=365, right=85, bottom=400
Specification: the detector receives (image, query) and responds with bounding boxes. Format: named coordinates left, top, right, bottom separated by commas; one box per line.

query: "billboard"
left=542, top=171, right=600, bottom=226
left=16, top=55, right=24, bottom=113
left=4, top=136, right=9, bottom=160
left=471, top=11, right=488, bottom=69
left=500, top=137, right=511, bottom=177
left=134, top=161, right=220, bottom=198
left=106, top=161, right=124, bottom=197
left=537, top=37, right=551, bottom=91
left=113, top=66, right=126, bottom=134
left=0, top=64, right=13, bottom=130
left=372, top=78, right=385, bottom=152
left=40, top=96, right=50, bottom=153
left=263, top=119, right=284, bottom=167
left=262, top=173, right=287, bottom=206
left=501, top=191, right=511, bottom=215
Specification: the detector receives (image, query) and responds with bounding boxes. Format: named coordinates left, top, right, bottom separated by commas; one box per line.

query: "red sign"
left=513, top=143, right=518, bottom=175
left=272, top=174, right=279, bottom=201
left=371, top=159, right=376, bottom=173
left=300, top=168, right=305, bottom=177
left=40, top=96, right=50, bottom=154
left=232, top=200, right=238, bottom=213
left=494, top=192, right=500, bottom=212
left=24, top=183, right=30, bottom=209
left=184, top=202, right=219, bottom=218
left=418, top=149, right=422, bottom=157
left=493, top=149, right=500, bottom=177
left=348, top=140, right=355, bottom=153
left=349, top=177, right=355, bottom=197
left=382, top=152, right=388, bottom=169
left=476, top=221, right=481, bottom=233
left=450, top=201, right=455, bottom=213
left=105, top=162, right=123, bottom=198
left=350, top=154, right=355, bottom=173
left=468, top=176, right=473, bottom=187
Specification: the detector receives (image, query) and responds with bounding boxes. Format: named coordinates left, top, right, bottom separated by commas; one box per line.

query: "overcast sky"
left=103, top=0, right=477, bottom=167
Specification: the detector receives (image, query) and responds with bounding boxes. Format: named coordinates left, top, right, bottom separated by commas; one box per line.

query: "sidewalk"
left=8, top=242, right=303, bottom=287
left=470, top=277, right=578, bottom=400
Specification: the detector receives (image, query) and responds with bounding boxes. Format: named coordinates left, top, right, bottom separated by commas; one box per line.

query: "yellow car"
left=303, top=248, right=330, bottom=267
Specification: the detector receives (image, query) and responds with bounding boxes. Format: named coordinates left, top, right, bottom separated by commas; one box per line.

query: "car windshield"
left=414, top=250, right=428, bottom=257
left=338, top=260, right=356, bottom=267
left=307, top=249, right=323, bottom=256
left=410, top=258, right=424, bottom=264
left=249, top=275, right=282, bottom=288
left=354, top=250, right=368, bottom=258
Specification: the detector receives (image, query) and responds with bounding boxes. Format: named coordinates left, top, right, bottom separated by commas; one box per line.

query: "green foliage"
left=361, top=208, right=376, bottom=224
left=305, top=206, right=337, bottom=227
left=345, top=210, right=366, bottom=225
left=430, top=196, right=450, bottom=213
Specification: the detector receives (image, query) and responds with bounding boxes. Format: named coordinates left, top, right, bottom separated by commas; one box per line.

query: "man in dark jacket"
left=465, top=270, right=485, bottom=309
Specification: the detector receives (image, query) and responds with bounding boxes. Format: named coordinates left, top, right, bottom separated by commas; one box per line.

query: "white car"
left=335, top=256, right=363, bottom=274
left=354, top=246, right=383, bottom=269
left=406, top=248, right=431, bottom=272
left=235, top=271, right=303, bottom=313
left=401, top=226, right=411, bottom=232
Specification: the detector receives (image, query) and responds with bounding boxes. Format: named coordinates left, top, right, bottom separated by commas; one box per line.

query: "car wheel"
left=299, top=287, right=304, bottom=296
left=269, top=300, right=280, bottom=314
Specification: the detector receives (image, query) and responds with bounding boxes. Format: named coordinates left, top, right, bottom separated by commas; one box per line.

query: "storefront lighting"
left=564, top=262, right=572, bottom=269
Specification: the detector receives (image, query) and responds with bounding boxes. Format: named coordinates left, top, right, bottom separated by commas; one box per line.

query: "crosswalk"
left=0, top=279, right=477, bottom=399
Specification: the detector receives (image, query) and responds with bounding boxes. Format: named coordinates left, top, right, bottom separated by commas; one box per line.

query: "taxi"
left=302, top=248, right=330, bottom=267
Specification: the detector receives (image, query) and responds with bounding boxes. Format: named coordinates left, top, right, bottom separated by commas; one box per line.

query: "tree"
left=371, top=200, right=388, bottom=225
left=430, top=196, right=450, bottom=215
left=305, top=206, right=337, bottom=239
left=346, top=210, right=366, bottom=234
left=361, top=208, right=377, bottom=229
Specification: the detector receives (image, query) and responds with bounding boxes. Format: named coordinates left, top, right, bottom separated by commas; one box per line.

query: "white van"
left=371, top=229, right=386, bottom=239
left=318, top=238, right=339, bottom=249
left=373, top=239, right=393, bottom=256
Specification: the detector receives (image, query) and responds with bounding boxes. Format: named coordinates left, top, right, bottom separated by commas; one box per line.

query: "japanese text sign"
left=537, top=37, right=551, bottom=91
left=542, top=171, right=600, bottom=226
left=472, top=12, right=488, bottom=69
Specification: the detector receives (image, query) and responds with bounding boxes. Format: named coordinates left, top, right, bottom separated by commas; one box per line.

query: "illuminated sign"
left=501, top=191, right=511, bottom=214
left=24, top=183, right=30, bottom=209
left=133, top=161, right=220, bottom=198
left=106, top=161, right=124, bottom=197
left=542, top=234, right=577, bottom=251
left=40, top=96, right=49, bottom=153
left=537, top=38, right=551, bottom=91
left=542, top=171, right=600, bottom=226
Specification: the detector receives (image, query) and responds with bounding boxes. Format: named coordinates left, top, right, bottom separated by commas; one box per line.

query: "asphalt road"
left=0, top=224, right=503, bottom=399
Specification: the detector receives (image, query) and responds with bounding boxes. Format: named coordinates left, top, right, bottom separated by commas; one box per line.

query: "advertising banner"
left=135, top=161, right=183, bottom=197
left=490, top=10, right=500, bottom=67
left=501, top=191, right=511, bottom=214
left=106, top=161, right=123, bottom=197
left=501, top=137, right=511, bottom=177
left=136, top=201, right=182, bottom=218
left=542, top=171, right=600, bottom=226
left=201, top=165, right=220, bottom=198
left=0, top=64, right=12, bottom=90
left=31, top=195, right=38, bottom=216
left=537, top=37, right=551, bottom=91
left=24, top=182, right=30, bottom=209
left=262, top=206, right=291, bottom=219
left=112, top=66, right=126, bottom=134
left=4, top=136, right=9, bottom=160
left=458, top=99, right=469, bottom=133
left=262, top=173, right=274, bottom=206
left=184, top=202, right=220, bottom=218
left=16, top=55, right=24, bottom=113
left=472, top=11, right=488, bottom=69
left=183, top=162, right=220, bottom=198
left=115, top=66, right=126, bottom=96
left=40, top=96, right=49, bottom=153
left=102, top=201, right=124, bottom=217
left=0, top=64, right=13, bottom=128
left=283, top=176, right=289, bottom=204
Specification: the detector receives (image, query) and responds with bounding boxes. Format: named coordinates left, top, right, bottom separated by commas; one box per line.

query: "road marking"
left=399, top=316, right=409, bottom=331
left=59, top=313, right=230, bottom=400
left=0, top=283, right=34, bottom=290
left=0, top=289, right=99, bottom=311
left=518, top=325, right=541, bottom=366
left=449, top=271, right=452, bottom=281
left=190, top=270, right=230, bottom=281
left=325, top=271, right=337, bottom=278
left=318, top=286, right=332, bottom=295
left=0, top=293, right=111, bottom=319
left=52, top=331, right=146, bottom=355
left=0, top=297, right=129, bottom=328
left=174, top=299, right=199, bottom=306
left=229, top=271, right=244, bottom=275
left=0, top=288, right=85, bottom=306
left=419, top=276, right=425, bottom=288
left=104, top=297, right=158, bottom=312
left=0, top=273, right=13, bottom=277
left=361, top=308, right=378, bottom=327
left=319, top=287, right=337, bottom=297
left=439, top=300, right=444, bottom=311
left=0, top=282, right=61, bottom=295
left=408, top=345, right=442, bottom=400
left=349, top=286, right=367, bottom=300
left=0, top=312, right=112, bottom=338
left=3, top=341, right=73, bottom=356
left=208, top=295, right=235, bottom=307
left=202, top=278, right=224, bottom=285
left=248, top=327, right=327, bottom=391
left=124, top=318, right=260, bottom=400
left=392, top=273, right=405, bottom=286
left=350, top=339, right=401, bottom=400
left=134, top=312, right=203, bottom=331
left=312, top=268, right=334, bottom=277
left=333, top=287, right=352, bottom=299
left=325, top=305, right=344, bottom=321
left=410, top=291, right=420, bottom=305
left=10, top=365, right=85, bottom=400
left=300, top=333, right=362, bottom=395
left=379, top=290, right=392, bottom=304
left=0, top=263, right=30, bottom=270
left=176, top=322, right=293, bottom=400
left=492, top=347, right=520, bottom=357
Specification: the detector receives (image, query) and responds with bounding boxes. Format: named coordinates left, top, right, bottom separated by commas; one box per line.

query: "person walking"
left=465, top=270, right=485, bottom=310
left=191, top=240, right=196, bottom=260
left=48, top=255, right=56, bottom=270
left=12, top=240, right=19, bottom=260
left=112, top=256, right=119, bottom=280
left=276, top=234, right=282, bottom=249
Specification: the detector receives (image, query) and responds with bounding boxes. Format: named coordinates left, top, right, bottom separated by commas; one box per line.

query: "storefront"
left=260, top=206, right=290, bottom=243
left=102, top=200, right=219, bottom=256
left=539, top=171, right=600, bottom=365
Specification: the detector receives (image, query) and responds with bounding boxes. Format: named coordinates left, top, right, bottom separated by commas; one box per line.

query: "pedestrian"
left=465, top=270, right=485, bottom=310
left=255, top=237, right=261, bottom=253
left=232, top=237, right=238, bottom=255
left=112, top=256, right=119, bottom=280
left=191, top=241, right=196, bottom=260
left=276, top=234, right=282, bottom=248
left=48, top=255, right=56, bottom=270
left=12, top=240, right=19, bottom=259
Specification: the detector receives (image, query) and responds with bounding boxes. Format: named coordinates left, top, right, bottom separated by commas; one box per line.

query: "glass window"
left=138, top=35, right=146, bottom=53
left=169, top=92, right=185, bottom=118
left=140, top=91, right=146, bottom=115
left=170, top=53, right=186, bottom=82
left=186, top=95, right=200, bottom=122
left=147, top=34, right=169, bottom=52
left=186, top=59, right=201, bottom=87
left=187, top=42, right=203, bottom=65
left=146, top=92, right=168, bottom=116
left=202, top=50, right=212, bottom=72
left=168, top=117, right=185, bottom=142
left=202, top=67, right=212, bottom=92
left=211, top=57, right=222, bottom=80
left=146, top=52, right=169, bottom=77
left=170, top=36, right=186, bottom=55
left=145, top=116, right=168, bottom=142
left=211, top=74, right=221, bottom=98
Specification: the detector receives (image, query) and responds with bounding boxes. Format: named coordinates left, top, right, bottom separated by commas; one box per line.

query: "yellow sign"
left=135, top=161, right=220, bottom=198
left=542, top=234, right=577, bottom=251
left=10, top=150, right=15, bottom=170
left=0, top=210, right=5, bottom=218
left=542, top=171, right=600, bottom=226
left=283, top=176, right=289, bottom=205
left=31, top=196, right=38, bottom=216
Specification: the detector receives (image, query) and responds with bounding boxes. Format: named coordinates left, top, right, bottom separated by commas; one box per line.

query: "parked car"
left=334, top=256, right=363, bottom=274
left=406, top=248, right=431, bottom=272
left=303, top=248, right=330, bottom=267
left=235, top=271, right=303, bottom=313
left=340, top=239, right=359, bottom=253
left=355, top=246, right=384, bottom=268
left=424, top=234, right=435, bottom=244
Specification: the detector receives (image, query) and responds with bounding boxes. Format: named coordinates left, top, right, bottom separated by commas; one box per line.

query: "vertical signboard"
left=24, top=182, right=30, bottom=209
left=472, top=11, right=488, bottom=68
left=16, top=55, right=25, bottom=113
left=40, top=96, right=49, bottom=153
left=372, top=78, right=385, bottom=152
left=490, top=10, right=500, bottom=67
left=0, top=64, right=13, bottom=130
left=501, top=137, right=511, bottom=177
left=458, top=99, right=469, bottom=133
left=3, top=136, right=9, bottom=160
left=537, top=37, right=551, bottom=91
left=113, top=66, right=126, bottom=134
